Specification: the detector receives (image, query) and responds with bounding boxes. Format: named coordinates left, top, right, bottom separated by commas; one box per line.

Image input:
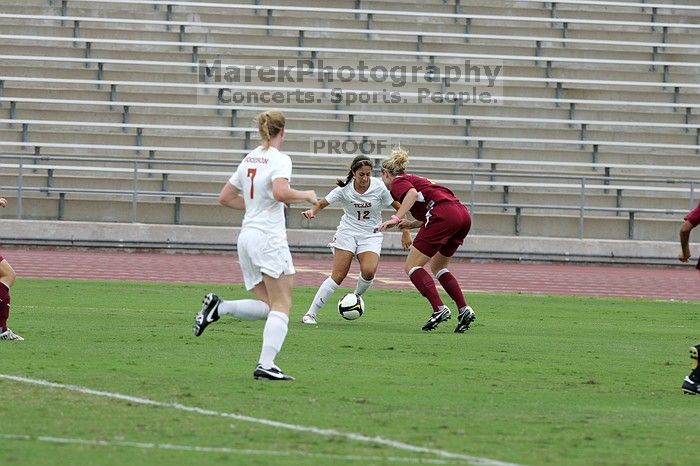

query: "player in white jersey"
left=193, top=110, right=317, bottom=381
left=300, top=155, right=412, bottom=324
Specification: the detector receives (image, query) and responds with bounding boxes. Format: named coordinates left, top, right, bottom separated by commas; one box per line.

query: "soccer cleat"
left=682, top=376, right=700, bottom=395
left=301, top=313, right=318, bottom=325
left=253, top=364, right=295, bottom=381
left=682, top=344, right=700, bottom=395
left=193, top=293, right=221, bottom=337
left=421, top=306, right=451, bottom=331
left=454, top=306, right=476, bottom=333
left=0, top=328, right=24, bottom=341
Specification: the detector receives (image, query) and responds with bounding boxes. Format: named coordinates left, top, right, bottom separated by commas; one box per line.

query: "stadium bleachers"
left=1, top=0, right=699, bottom=250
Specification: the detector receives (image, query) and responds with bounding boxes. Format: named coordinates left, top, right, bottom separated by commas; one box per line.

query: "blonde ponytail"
left=381, top=146, right=409, bottom=175
left=256, top=110, right=286, bottom=149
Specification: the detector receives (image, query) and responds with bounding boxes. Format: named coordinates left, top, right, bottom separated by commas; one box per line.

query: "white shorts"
left=329, top=230, right=383, bottom=256
left=237, top=228, right=295, bottom=291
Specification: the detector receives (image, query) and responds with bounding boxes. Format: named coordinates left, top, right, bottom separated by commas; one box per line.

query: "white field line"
left=0, top=374, right=525, bottom=466
left=0, top=434, right=460, bottom=464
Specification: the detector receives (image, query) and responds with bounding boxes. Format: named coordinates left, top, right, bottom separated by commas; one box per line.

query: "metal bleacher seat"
left=1, top=0, right=699, bottom=248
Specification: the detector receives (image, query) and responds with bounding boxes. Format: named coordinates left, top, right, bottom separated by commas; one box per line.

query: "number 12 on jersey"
left=356, top=210, right=370, bottom=220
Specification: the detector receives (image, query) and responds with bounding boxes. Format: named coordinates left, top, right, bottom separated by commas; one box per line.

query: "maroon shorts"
left=0, top=256, right=4, bottom=263
left=412, top=201, right=471, bottom=258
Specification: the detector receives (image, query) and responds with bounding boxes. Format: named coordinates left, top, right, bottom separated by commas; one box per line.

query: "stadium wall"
left=0, top=219, right=690, bottom=266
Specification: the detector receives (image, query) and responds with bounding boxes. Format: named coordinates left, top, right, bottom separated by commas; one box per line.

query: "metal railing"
left=2, top=117, right=698, bottom=158
left=0, top=154, right=695, bottom=239
left=3, top=12, right=699, bottom=53
left=59, top=0, right=700, bottom=26
left=2, top=32, right=699, bottom=70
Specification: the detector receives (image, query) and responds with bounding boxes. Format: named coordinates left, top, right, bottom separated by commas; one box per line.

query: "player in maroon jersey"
left=0, top=197, right=22, bottom=341
left=679, top=201, right=700, bottom=270
left=678, top=203, right=700, bottom=393
left=377, top=148, right=476, bottom=333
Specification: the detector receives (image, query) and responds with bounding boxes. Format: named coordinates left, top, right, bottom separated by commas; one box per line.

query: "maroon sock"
left=0, top=282, right=9, bottom=332
left=409, top=267, right=443, bottom=312
left=437, top=270, right=467, bottom=310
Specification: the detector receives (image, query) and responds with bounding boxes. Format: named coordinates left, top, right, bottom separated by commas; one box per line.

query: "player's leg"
left=194, top=231, right=269, bottom=336
left=252, top=235, right=297, bottom=381
left=353, top=234, right=382, bottom=296
left=403, top=245, right=451, bottom=331
left=216, top=281, right=270, bottom=320
left=0, top=257, right=21, bottom=341
left=404, top=244, right=437, bottom=307
left=428, top=203, right=474, bottom=333
left=430, top=253, right=465, bottom=309
left=196, top=284, right=270, bottom=332
left=303, top=248, right=353, bottom=324
left=430, top=253, right=476, bottom=333
left=355, top=251, right=379, bottom=296
left=254, top=273, right=295, bottom=381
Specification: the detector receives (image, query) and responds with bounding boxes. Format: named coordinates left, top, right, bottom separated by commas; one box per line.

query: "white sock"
left=258, top=311, right=289, bottom=369
left=354, top=276, right=373, bottom=296
left=306, top=277, right=339, bottom=316
left=218, top=299, right=270, bottom=321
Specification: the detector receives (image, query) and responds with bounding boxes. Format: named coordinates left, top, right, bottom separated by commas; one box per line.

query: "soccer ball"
left=337, top=293, right=364, bottom=320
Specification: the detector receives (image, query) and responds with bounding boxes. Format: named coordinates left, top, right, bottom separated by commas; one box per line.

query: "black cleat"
left=253, top=364, right=295, bottom=381
left=422, top=306, right=451, bottom=331
left=193, top=293, right=220, bottom=337
left=683, top=344, right=700, bottom=395
left=682, top=376, right=700, bottom=395
left=454, top=307, right=476, bottom=333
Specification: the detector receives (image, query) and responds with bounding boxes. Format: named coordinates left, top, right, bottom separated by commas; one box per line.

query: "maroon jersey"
left=685, top=202, right=700, bottom=227
left=685, top=203, right=700, bottom=270
left=389, top=174, right=459, bottom=222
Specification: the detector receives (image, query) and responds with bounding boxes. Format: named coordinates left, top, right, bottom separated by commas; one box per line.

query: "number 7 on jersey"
left=247, top=168, right=257, bottom=199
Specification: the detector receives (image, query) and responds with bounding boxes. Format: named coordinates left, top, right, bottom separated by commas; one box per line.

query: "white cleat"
left=0, top=328, right=24, bottom=341
left=301, top=313, right=318, bottom=325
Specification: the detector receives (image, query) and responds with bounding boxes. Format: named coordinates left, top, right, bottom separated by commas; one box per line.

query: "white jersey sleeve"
left=269, top=152, right=292, bottom=182
left=380, top=182, right=394, bottom=207
left=229, top=164, right=244, bottom=190
left=324, top=186, right=344, bottom=205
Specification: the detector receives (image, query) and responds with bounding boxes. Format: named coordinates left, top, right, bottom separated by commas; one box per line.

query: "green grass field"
left=1, top=278, right=698, bottom=466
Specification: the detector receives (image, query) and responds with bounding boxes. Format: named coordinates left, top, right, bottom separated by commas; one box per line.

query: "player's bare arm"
left=302, top=198, right=330, bottom=219
left=378, top=188, right=419, bottom=231
left=679, top=220, right=693, bottom=262
left=391, top=200, right=413, bottom=248
left=218, top=182, right=246, bottom=210
left=272, top=178, right=317, bottom=205
left=0, top=198, right=7, bottom=208
left=398, top=218, right=422, bottom=230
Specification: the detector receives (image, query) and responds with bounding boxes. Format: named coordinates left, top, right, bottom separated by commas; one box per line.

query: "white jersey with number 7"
left=229, top=146, right=292, bottom=237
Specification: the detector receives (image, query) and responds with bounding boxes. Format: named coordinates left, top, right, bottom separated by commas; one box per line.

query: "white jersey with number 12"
left=324, top=177, right=394, bottom=236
